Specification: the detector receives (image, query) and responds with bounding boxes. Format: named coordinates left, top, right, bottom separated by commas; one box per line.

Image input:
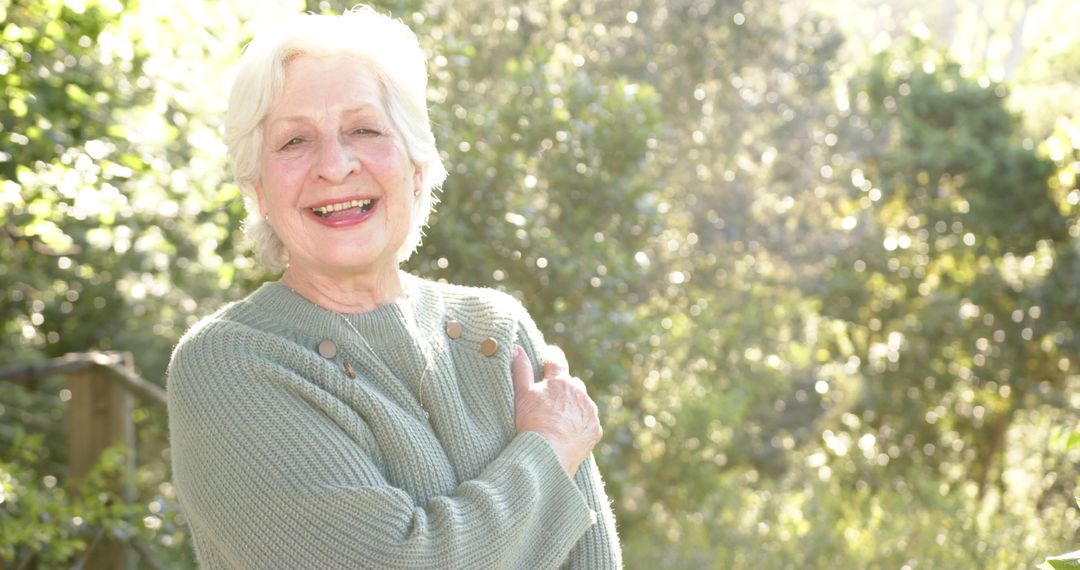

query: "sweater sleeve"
left=512, top=302, right=624, bottom=569
left=167, top=323, right=595, bottom=570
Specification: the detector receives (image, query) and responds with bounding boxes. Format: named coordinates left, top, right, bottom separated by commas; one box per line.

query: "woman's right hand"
left=511, top=344, right=602, bottom=477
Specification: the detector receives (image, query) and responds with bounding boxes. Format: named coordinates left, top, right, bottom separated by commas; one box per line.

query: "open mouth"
left=310, top=199, right=376, bottom=219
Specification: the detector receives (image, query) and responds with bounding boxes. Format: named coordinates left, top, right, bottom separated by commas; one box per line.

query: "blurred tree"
left=1, top=0, right=292, bottom=565
left=542, top=5, right=868, bottom=560
left=818, top=38, right=1077, bottom=496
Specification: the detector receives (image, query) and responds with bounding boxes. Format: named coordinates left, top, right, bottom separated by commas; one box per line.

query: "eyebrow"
left=267, top=104, right=382, bottom=127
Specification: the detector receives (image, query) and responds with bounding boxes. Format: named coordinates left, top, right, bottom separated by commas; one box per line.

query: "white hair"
left=224, top=6, right=448, bottom=269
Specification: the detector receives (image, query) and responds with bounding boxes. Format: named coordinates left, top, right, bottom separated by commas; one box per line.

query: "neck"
left=281, top=266, right=407, bottom=314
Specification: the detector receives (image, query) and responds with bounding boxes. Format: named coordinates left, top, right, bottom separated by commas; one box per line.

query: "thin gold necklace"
left=287, top=284, right=436, bottom=419
left=336, top=311, right=434, bottom=418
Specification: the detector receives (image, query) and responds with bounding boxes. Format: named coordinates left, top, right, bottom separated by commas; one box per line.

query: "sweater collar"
left=242, top=272, right=443, bottom=341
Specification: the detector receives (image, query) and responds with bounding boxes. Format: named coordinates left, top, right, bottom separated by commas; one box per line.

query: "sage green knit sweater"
left=166, top=273, right=621, bottom=569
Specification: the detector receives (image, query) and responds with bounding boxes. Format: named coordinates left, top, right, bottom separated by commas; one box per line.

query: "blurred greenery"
left=2, top=0, right=1078, bottom=567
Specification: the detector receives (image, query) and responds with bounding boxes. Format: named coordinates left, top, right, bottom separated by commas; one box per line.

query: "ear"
left=411, top=162, right=423, bottom=198
left=254, top=180, right=270, bottom=219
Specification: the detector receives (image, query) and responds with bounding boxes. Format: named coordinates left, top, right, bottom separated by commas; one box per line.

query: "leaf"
left=1044, top=551, right=1080, bottom=570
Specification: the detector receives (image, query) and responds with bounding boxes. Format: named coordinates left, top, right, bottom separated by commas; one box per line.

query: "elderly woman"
left=166, top=6, right=621, bottom=570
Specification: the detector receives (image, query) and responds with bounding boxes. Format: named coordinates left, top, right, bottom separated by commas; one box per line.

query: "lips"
left=310, top=198, right=375, bottom=218
left=304, top=197, right=379, bottom=228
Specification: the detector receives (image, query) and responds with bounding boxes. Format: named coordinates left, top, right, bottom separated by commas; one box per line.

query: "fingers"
left=517, top=343, right=586, bottom=394
left=542, top=344, right=570, bottom=380
left=511, top=344, right=535, bottom=395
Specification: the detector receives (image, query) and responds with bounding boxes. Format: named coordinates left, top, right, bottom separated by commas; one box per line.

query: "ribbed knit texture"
left=166, top=273, right=622, bottom=569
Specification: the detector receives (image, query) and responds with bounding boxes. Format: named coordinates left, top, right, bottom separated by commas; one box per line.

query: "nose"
left=313, top=136, right=359, bottom=184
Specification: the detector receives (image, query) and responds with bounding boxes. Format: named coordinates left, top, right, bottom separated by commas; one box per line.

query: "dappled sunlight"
left=1, top=0, right=1078, bottom=567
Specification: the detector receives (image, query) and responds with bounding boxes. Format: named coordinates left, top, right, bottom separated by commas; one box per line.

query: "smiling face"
left=255, top=53, right=421, bottom=282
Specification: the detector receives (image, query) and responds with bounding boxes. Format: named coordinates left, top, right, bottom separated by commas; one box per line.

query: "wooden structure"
left=0, top=351, right=167, bottom=570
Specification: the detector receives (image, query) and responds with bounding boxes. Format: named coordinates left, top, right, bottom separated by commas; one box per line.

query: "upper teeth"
left=312, top=199, right=372, bottom=215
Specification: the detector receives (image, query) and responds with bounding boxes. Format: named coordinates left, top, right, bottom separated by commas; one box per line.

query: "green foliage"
left=810, top=38, right=1079, bottom=506
left=0, top=435, right=178, bottom=567
left=1, top=0, right=245, bottom=564
left=1042, top=551, right=1080, bottom=570
left=856, top=41, right=1065, bottom=252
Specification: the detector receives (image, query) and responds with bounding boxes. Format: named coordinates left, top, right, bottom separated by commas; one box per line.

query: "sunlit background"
left=2, top=0, right=1079, bottom=567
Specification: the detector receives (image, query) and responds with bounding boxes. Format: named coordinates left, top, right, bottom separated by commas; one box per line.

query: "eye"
left=351, top=126, right=381, bottom=137
left=279, top=136, right=305, bottom=150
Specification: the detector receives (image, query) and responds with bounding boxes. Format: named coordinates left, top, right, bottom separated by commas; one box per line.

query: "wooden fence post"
left=67, top=352, right=137, bottom=570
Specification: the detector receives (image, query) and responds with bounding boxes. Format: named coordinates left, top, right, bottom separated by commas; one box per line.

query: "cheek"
left=364, top=144, right=400, bottom=172
left=368, top=152, right=415, bottom=193
left=260, top=157, right=307, bottom=197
